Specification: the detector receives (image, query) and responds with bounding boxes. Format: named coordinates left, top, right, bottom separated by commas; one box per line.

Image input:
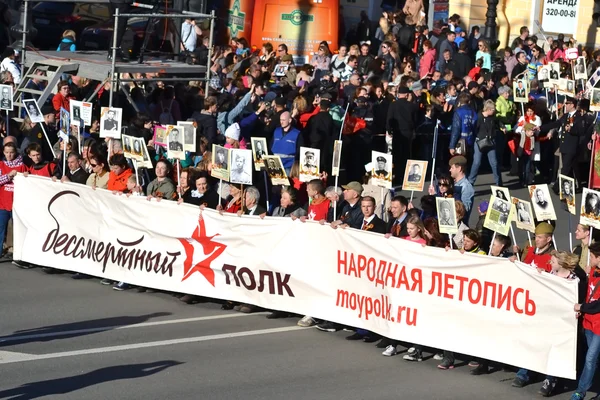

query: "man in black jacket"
left=194, top=96, right=218, bottom=147
left=305, top=97, right=334, bottom=171
left=539, top=97, right=593, bottom=191
left=331, top=181, right=364, bottom=229
left=395, top=13, right=415, bottom=61
left=63, top=153, right=90, bottom=184
left=386, top=195, right=409, bottom=237
left=511, top=50, right=529, bottom=79
left=386, top=87, right=419, bottom=185
left=453, top=42, right=473, bottom=79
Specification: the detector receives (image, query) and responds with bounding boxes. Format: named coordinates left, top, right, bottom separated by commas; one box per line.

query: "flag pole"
left=429, top=120, right=439, bottom=188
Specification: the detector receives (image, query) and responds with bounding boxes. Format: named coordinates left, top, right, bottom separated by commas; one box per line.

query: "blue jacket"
left=57, top=37, right=76, bottom=52
left=271, top=126, right=302, bottom=173
left=449, top=105, right=478, bottom=149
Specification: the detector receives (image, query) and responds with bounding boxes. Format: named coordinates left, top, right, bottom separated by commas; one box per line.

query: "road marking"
left=0, top=326, right=308, bottom=365
left=0, top=312, right=269, bottom=343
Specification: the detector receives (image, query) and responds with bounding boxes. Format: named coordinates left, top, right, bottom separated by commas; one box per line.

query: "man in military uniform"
left=266, top=157, right=284, bottom=177
left=539, top=97, right=593, bottom=192
left=215, top=148, right=228, bottom=170
left=168, top=128, right=184, bottom=152
left=302, top=150, right=318, bottom=175
left=374, top=156, right=389, bottom=178
left=549, top=64, right=559, bottom=80
left=103, top=109, right=119, bottom=133
left=407, top=163, right=422, bottom=182
left=439, top=200, right=454, bottom=226
left=230, top=153, right=251, bottom=184
left=0, top=86, right=11, bottom=110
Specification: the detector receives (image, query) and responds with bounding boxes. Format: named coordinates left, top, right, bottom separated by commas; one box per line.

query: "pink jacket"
left=419, top=48, right=436, bottom=78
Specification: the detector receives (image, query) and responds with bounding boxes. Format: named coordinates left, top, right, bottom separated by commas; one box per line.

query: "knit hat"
left=479, top=200, right=489, bottom=213
left=225, top=123, right=241, bottom=141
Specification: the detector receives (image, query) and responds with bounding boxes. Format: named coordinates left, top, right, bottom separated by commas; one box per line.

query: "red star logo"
left=178, top=215, right=227, bottom=286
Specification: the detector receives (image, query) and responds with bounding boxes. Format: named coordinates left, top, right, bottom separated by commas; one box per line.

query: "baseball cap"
left=264, top=92, right=277, bottom=102
left=410, top=81, right=423, bottom=91
left=342, top=181, right=364, bottom=194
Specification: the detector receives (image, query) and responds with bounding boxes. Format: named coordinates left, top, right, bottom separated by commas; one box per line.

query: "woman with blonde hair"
left=402, top=216, right=427, bottom=244
left=475, top=40, right=491, bottom=70
left=57, top=29, right=76, bottom=52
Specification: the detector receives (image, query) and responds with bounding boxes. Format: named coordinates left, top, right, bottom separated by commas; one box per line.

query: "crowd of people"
left=2, top=6, right=600, bottom=400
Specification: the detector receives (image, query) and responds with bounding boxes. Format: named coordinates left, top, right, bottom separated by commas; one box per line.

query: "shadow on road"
left=0, top=360, right=184, bottom=399
left=0, top=312, right=172, bottom=346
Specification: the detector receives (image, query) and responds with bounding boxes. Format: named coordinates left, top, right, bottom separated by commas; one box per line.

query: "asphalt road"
left=0, top=171, right=590, bottom=400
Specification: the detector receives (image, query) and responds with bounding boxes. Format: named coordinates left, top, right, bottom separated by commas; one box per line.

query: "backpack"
left=159, top=100, right=175, bottom=125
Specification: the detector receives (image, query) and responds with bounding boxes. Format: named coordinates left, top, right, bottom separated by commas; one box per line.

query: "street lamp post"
left=482, top=0, right=501, bottom=53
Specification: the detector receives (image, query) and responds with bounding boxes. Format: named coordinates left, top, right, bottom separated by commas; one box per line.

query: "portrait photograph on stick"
left=166, top=125, right=185, bottom=160
left=513, top=198, right=535, bottom=233
left=178, top=121, right=196, bottom=152
left=0, top=84, right=13, bottom=111
left=436, top=197, right=457, bottom=234
left=484, top=195, right=514, bottom=236
left=559, top=174, right=576, bottom=215
left=591, top=89, right=600, bottom=112
left=575, top=56, right=588, bottom=81
left=529, top=184, right=557, bottom=221
left=581, top=188, right=600, bottom=229
left=211, top=144, right=230, bottom=181
left=402, top=159, right=428, bottom=192
left=122, top=134, right=133, bottom=159
left=264, top=155, right=289, bottom=186
left=60, top=107, right=70, bottom=135
left=371, top=151, right=392, bottom=189
left=513, top=79, right=528, bottom=103
left=299, top=147, right=320, bottom=183
left=251, top=137, right=268, bottom=171
left=230, top=149, right=253, bottom=185
left=491, top=186, right=511, bottom=202
left=23, top=99, right=44, bottom=123
left=100, top=107, right=122, bottom=139
left=153, top=125, right=167, bottom=148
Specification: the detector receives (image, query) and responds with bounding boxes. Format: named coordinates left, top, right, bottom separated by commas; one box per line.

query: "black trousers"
left=561, top=151, right=577, bottom=179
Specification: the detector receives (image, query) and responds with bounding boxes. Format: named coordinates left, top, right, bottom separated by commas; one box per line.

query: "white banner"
left=13, top=175, right=578, bottom=379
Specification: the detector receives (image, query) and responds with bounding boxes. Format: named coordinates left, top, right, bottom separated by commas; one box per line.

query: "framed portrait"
left=513, top=198, right=536, bottom=233
left=563, top=79, right=576, bottom=97
left=0, top=84, right=13, bottom=111
left=99, top=107, right=122, bottom=139
left=559, top=174, right=576, bottom=215
left=581, top=188, right=600, bottom=229
left=332, top=140, right=343, bottom=177
left=251, top=137, right=268, bottom=171
left=299, top=146, right=320, bottom=183
left=436, top=197, right=457, bottom=234
left=139, top=138, right=153, bottom=169
left=211, top=144, right=230, bottom=181
left=23, top=99, right=44, bottom=123
left=60, top=107, right=70, bottom=135
left=131, top=137, right=144, bottom=160
left=273, top=64, right=289, bottom=77
left=591, top=89, right=600, bottom=112
left=177, top=121, right=196, bottom=153
left=166, top=125, right=185, bottom=160
left=513, top=79, right=528, bottom=103
left=153, top=125, right=167, bottom=148
left=484, top=195, right=515, bottom=236
left=529, top=184, right=557, bottom=221
left=230, top=148, right=253, bottom=185
left=574, top=56, right=588, bottom=81
left=122, top=134, right=133, bottom=159
left=70, top=100, right=83, bottom=126
left=538, top=65, right=551, bottom=88
left=548, top=62, right=560, bottom=86
left=402, top=159, right=428, bottom=192
left=263, top=155, right=289, bottom=186
left=490, top=185, right=511, bottom=202
left=371, top=151, right=392, bottom=189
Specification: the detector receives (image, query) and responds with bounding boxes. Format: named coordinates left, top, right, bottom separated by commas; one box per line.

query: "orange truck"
left=223, top=0, right=339, bottom=62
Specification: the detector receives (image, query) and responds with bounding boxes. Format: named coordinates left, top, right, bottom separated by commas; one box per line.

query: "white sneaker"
left=407, top=347, right=415, bottom=353
left=297, top=316, right=316, bottom=327
left=382, top=345, right=397, bottom=357
left=433, top=353, right=444, bottom=360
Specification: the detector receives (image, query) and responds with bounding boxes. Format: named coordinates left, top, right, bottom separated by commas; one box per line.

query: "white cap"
left=225, top=122, right=241, bottom=141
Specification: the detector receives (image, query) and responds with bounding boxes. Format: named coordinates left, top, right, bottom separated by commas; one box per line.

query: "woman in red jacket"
left=573, top=242, right=600, bottom=400
left=52, top=80, right=73, bottom=118
left=107, top=153, right=133, bottom=193
left=0, top=142, right=27, bottom=256
left=419, top=40, right=436, bottom=78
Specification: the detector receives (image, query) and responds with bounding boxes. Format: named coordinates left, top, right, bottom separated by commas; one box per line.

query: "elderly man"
left=242, top=186, right=266, bottom=216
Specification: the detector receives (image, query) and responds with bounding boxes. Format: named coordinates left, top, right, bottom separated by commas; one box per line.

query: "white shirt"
left=181, top=22, right=197, bottom=52
left=247, top=204, right=258, bottom=215
left=0, top=57, right=21, bottom=84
